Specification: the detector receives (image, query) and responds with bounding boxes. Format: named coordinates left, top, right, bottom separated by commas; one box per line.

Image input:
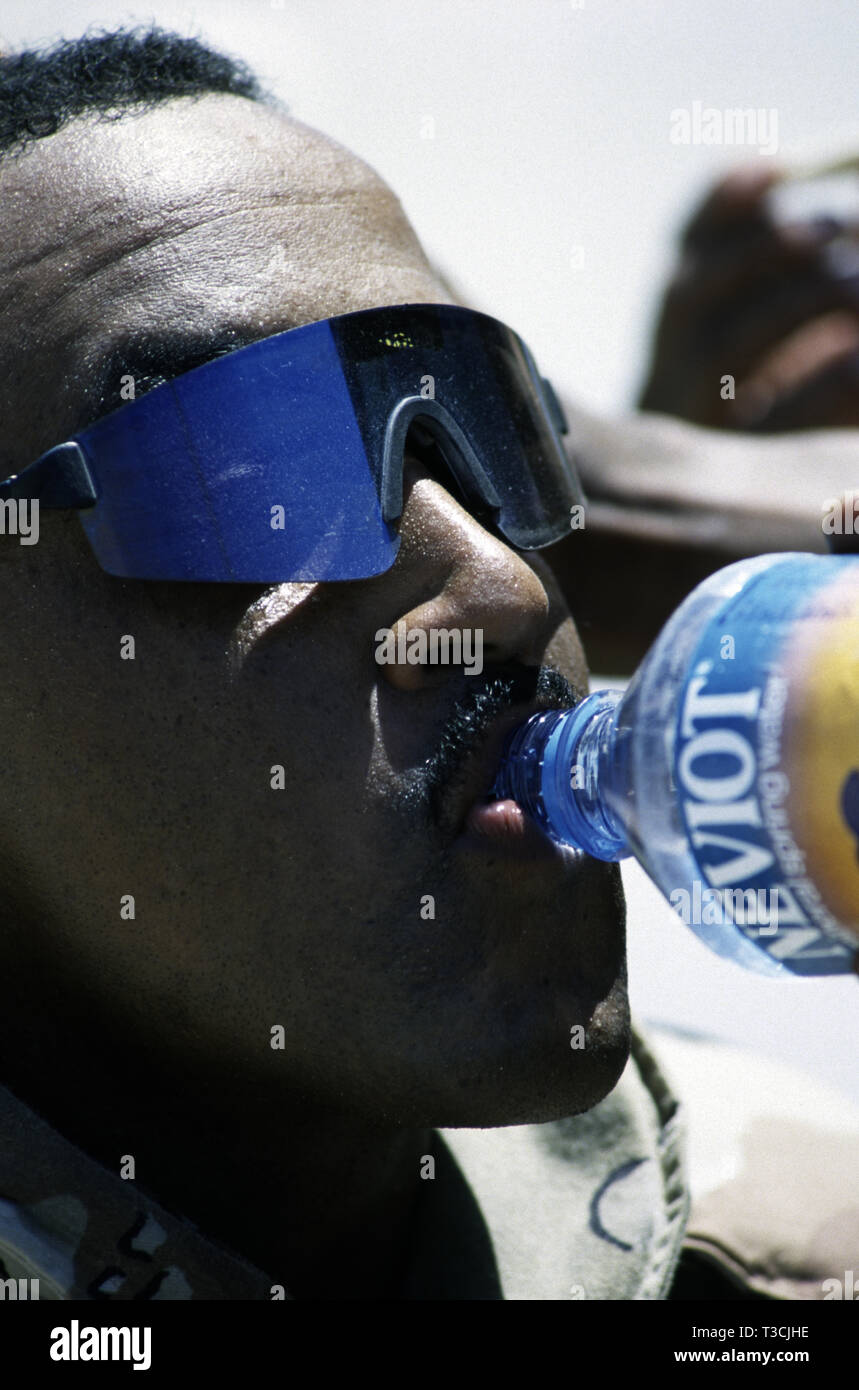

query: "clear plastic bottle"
left=492, top=553, right=859, bottom=976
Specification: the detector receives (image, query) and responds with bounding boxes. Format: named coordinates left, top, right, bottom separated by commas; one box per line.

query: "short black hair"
left=0, top=26, right=269, bottom=159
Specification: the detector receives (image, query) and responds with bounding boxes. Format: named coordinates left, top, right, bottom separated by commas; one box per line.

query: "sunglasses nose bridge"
left=380, top=395, right=501, bottom=527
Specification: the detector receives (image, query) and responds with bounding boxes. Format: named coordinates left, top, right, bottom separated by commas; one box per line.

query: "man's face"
left=0, top=95, right=628, bottom=1128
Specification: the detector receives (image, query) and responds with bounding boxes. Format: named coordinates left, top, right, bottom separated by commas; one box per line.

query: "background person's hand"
left=638, top=164, right=859, bottom=432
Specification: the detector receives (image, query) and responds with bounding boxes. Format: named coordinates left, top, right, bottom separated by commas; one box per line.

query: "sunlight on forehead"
left=0, top=90, right=449, bottom=463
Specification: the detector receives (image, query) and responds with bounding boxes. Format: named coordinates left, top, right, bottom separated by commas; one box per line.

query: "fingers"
left=680, top=164, right=784, bottom=252
left=750, top=351, right=859, bottom=432
left=732, top=312, right=859, bottom=424
left=670, top=215, right=846, bottom=316
left=703, top=262, right=859, bottom=374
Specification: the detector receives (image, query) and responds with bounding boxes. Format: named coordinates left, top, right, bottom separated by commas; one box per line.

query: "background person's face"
left=0, top=95, right=628, bottom=1127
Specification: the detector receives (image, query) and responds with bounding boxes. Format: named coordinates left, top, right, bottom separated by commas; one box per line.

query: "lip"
left=434, top=694, right=580, bottom=845
left=456, top=797, right=570, bottom=861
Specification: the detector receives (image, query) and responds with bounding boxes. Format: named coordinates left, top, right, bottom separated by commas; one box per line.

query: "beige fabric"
left=564, top=401, right=858, bottom=555
left=649, top=1028, right=859, bottom=1300
left=440, top=1026, right=689, bottom=1300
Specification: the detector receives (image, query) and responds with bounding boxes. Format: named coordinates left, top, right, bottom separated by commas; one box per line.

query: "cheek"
left=544, top=615, right=589, bottom=693
left=525, top=553, right=590, bottom=691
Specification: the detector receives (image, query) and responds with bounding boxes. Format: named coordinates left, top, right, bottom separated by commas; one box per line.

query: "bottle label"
left=673, top=556, right=859, bottom=975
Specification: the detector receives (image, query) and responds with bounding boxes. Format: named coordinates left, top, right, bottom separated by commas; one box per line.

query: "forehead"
left=0, top=93, right=445, bottom=459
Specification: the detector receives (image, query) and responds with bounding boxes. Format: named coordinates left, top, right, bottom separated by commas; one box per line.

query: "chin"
left=428, top=979, right=632, bottom=1131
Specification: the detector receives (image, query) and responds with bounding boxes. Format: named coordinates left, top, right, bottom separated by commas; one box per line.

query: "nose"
left=378, top=456, right=552, bottom=691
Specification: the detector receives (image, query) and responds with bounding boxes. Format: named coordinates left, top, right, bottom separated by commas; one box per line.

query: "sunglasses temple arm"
left=0, top=442, right=97, bottom=509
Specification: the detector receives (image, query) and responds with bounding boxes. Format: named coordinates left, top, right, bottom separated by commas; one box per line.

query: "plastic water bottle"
left=492, top=553, right=859, bottom=976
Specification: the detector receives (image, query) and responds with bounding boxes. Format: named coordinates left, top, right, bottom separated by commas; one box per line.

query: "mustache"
left=421, top=662, right=584, bottom=814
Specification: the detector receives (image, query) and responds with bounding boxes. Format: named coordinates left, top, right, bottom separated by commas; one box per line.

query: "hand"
left=638, top=165, right=859, bottom=431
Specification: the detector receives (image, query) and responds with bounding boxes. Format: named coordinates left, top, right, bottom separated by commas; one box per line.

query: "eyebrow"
left=79, top=327, right=270, bottom=432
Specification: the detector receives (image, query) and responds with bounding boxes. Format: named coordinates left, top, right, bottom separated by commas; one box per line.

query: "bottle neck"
left=544, top=692, right=629, bottom=860
left=493, top=692, right=630, bottom=861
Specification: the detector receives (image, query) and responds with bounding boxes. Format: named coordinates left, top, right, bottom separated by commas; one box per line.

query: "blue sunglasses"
left=0, top=303, right=584, bottom=582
